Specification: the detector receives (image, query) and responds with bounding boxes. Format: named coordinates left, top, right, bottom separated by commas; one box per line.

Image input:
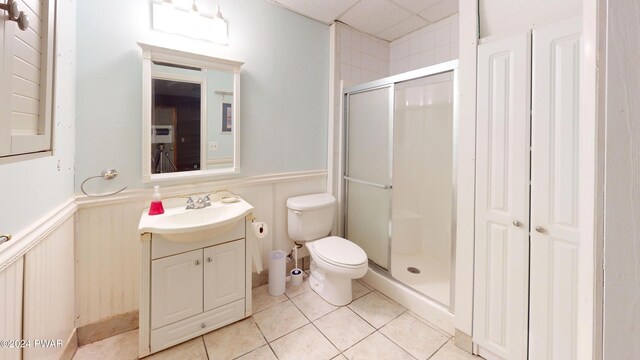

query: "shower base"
left=390, top=252, right=450, bottom=307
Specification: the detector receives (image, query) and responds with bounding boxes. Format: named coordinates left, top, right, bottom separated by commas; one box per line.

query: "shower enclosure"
left=343, top=61, right=458, bottom=309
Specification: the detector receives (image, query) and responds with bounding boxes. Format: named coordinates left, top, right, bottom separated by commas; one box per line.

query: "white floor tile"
left=270, top=324, right=339, bottom=360
left=290, top=289, right=339, bottom=321
left=348, top=292, right=406, bottom=328
left=343, top=332, right=414, bottom=360
left=430, top=340, right=481, bottom=360
left=202, top=318, right=266, bottom=359
left=252, top=300, right=309, bottom=342
left=147, top=337, right=207, bottom=360
left=380, top=312, right=449, bottom=359
left=313, top=307, right=375, bottom=351
left=252, top=284, right=288, bottom=313
left=235, top=345, right=278, bottom=360
left=73, top=329, right=138, bottom=360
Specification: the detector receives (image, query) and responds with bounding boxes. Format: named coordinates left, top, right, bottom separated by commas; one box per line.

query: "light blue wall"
left=75, top=0, right=330, bottom=191
left=0, top=0, right=76, bottom=234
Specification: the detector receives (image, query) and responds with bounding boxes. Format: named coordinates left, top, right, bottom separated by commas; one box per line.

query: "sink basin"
left=138, top=198, right=254, bottom=241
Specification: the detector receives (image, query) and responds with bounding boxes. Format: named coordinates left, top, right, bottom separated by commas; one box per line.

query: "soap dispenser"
left=148, top=185, right=165, bottom=215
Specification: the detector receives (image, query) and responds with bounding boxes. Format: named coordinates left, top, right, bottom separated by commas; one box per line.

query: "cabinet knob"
left=201, top=323, right=206, bottom=328
left=207, top=257, right=213, bottom=263
left=512, top=220, right=521, bottom=227
left=194, top=260, right=201, bottom=265
left=535, top=226, right=545, bottom=233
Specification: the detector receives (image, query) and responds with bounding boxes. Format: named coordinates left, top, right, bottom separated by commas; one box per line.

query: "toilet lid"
left=313, top=236, right=368, bottom=267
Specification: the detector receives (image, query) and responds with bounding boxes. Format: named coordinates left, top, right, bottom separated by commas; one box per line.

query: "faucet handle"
left=185, top=196, right=195, bottom=209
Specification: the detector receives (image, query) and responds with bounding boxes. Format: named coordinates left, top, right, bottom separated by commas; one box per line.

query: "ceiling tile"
left=418, top=0, right=459, bottom=23
left=273, top=0, right=360, bottom=24
left=376, top=15, right=430, bottom=42
left=338, top=0, right=414, bottom=36
left=389, top=0, right=441, bottom=13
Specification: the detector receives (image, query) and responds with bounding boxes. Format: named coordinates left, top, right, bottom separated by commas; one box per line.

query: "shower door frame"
left=342, top=60, right=460, bottom=310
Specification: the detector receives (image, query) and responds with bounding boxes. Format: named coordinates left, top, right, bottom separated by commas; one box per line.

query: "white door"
left=151, top=249, right=203, bottom=329
left=473, top=32, right=531, bottom=360
left=529, top=17, right=582, bottom=360
left=204, top=239, right=245, bottom=311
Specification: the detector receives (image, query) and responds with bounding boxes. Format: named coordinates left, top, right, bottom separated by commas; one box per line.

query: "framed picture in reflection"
left=222, top=102, right=232, bottom=132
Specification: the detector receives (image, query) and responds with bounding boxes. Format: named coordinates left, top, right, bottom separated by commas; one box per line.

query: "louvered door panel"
left=0, top=0, right=55, bottom=156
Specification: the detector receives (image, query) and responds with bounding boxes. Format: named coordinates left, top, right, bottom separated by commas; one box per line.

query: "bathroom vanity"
left=137, top=198, right=254, bottom=357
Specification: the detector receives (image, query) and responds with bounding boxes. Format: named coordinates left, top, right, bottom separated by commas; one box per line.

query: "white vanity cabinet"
left=139, top=220, right=252, bottom=357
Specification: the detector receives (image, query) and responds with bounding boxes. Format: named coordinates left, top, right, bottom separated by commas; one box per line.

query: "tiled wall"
left=336, top=23, right=391, bottom=87
left=390, top=14, right=459, bottom=75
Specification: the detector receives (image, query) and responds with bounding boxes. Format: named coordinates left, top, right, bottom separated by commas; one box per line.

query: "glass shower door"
left=344, top=86, right=392, bottom=270
left=391, top=73, right=455, bottom=306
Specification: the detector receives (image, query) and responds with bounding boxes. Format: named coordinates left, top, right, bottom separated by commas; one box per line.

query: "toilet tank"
left=287, top=193, right=336, bottom=241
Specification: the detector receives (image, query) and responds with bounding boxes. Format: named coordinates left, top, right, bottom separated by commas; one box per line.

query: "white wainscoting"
left=74, top=171, right=326, bottom=327
left=23, top=217, right=76, bottom=360
left=0, top=257, right=23, bottom=360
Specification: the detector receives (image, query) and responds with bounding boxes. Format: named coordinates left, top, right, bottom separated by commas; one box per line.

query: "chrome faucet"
left=184, top=194, right=211, bottom=210
left=185, top=197, right=195, bottom=209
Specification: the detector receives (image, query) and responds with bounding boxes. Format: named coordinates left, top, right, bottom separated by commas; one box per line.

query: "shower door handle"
left=344, top=176, right=392, bottom=190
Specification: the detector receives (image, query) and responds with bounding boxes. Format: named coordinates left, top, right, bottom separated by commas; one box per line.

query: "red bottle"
left=148, top=185, right=165, bottom=215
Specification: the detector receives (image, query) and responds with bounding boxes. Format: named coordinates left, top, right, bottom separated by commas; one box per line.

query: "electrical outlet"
left=209, top=142, right=218, bottom=151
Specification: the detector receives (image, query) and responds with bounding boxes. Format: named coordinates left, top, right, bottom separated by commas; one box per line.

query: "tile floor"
left=73, top=276, right=480, bottom=360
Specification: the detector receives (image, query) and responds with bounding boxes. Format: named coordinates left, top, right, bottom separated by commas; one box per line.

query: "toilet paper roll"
left=252, top=222, right=268, bottom=238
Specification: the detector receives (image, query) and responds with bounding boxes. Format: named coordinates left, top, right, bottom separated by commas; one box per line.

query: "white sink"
left=138, top=198, right=254, bottom=241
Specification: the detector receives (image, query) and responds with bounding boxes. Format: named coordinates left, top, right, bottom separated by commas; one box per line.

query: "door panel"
left=345, top=86, right=393, bottom=269
left=151, top=249, right=203, bottom=329
left=204, top=239, right=245, bottom=311
left=529, top=16, right=582, bottom=360
left=474, top=32, right=531, bottom=360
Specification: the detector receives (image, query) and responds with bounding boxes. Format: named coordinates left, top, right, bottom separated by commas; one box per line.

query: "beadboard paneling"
left=74, top=173, right=326, bottom=327
left=23, top=216, right=75, bottom=360
left=75, top=199, right=146, bottom=327
left=0, top=258, right=23, bottom=360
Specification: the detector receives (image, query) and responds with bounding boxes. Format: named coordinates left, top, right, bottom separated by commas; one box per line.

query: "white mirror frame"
left=139, top=42, right=243, bottom=183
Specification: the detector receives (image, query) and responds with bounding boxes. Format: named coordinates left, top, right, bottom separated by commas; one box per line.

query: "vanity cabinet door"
left=151, top=249, right=203, bottom=329
left=203, top=239, right=245, bottom=311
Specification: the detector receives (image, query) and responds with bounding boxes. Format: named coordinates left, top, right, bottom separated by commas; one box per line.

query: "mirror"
left=140, top=43, right=242, bottom=182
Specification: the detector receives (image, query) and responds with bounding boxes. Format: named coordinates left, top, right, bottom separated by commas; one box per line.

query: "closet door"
left=529, top=17, right=582, bottom=360
left=473, top=32, right=531, bottom=360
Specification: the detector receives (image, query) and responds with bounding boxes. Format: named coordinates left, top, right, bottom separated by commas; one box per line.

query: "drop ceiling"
left=268, top=0, right=459, bottom=41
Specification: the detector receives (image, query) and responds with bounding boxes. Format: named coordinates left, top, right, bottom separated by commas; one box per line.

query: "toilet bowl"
left=286, top=193, right=368, bottom=306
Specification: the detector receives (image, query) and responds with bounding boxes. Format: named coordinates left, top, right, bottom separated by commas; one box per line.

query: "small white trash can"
left=268, top=250, right=287, bottom=296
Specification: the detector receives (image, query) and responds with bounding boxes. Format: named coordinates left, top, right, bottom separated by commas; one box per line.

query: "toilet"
left=286, top=193, right=368, bottom=306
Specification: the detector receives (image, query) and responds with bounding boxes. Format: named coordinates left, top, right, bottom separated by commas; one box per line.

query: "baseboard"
left=77, top=311, right=139, bottom=346
left=60, top=329, right=78, bottom=360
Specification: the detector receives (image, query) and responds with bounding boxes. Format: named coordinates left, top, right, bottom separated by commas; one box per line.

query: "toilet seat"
left=311, top=236, right=367, bottom=268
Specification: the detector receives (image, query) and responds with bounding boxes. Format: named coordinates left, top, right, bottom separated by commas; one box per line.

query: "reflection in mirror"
left=140, top=43, right=242, bottom=182
left=152, top=76, right=202, bottom=173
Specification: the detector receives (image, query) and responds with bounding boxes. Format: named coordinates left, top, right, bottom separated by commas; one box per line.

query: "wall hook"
left=81, top=168, right=128, bottom=197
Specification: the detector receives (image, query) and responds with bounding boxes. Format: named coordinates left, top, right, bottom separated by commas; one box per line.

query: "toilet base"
left=308, top=262, right=355, bottom=306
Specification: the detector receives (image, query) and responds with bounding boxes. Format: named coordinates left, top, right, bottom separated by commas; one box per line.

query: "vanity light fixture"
left=151, top=1, right=229, bottom=45
left=211, top=5, right=229, bottom=44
